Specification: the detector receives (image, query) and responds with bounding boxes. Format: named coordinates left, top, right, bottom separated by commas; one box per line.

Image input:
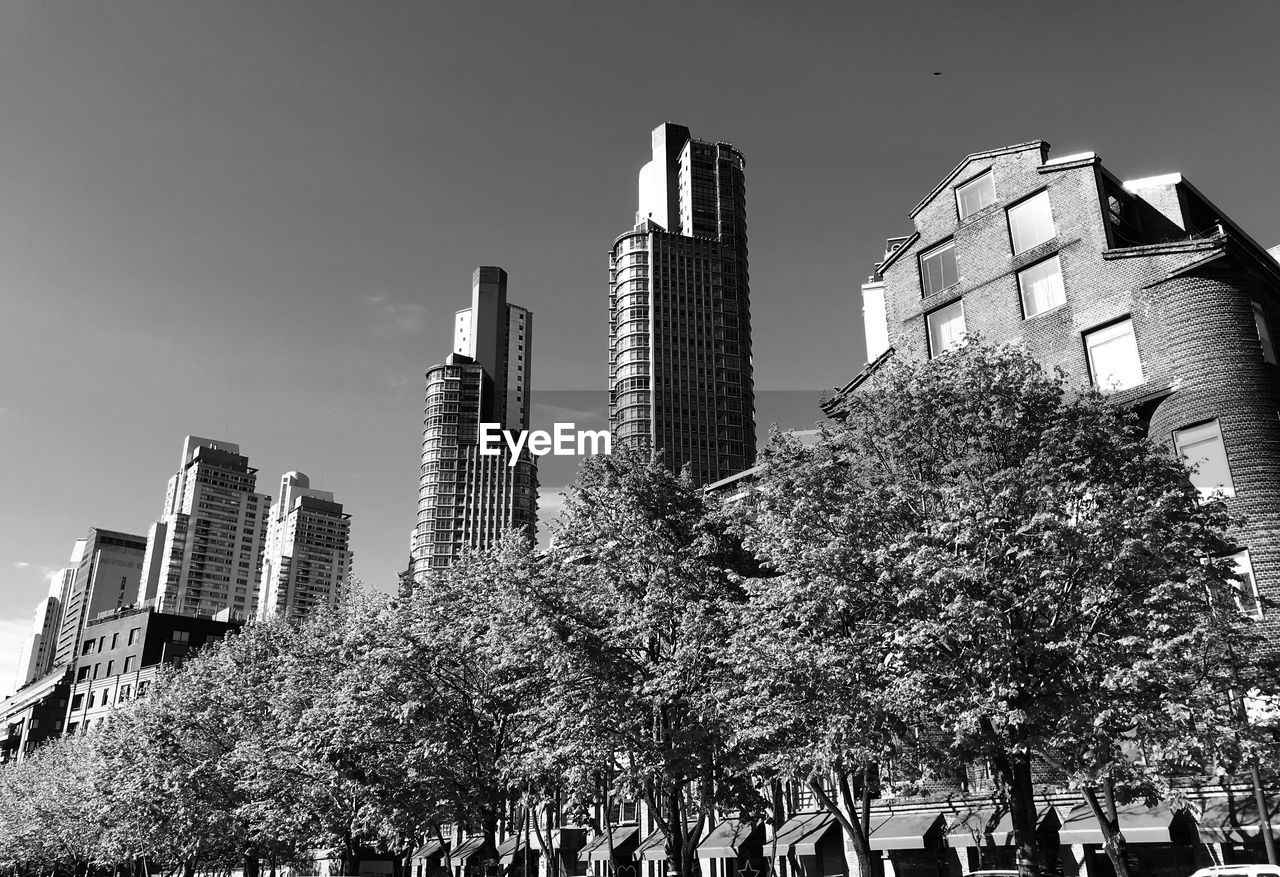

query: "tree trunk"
left=1007, top=751, right=1041, bottom=877
left=809, top=768, right=874, bottom=877
left=1081, top=784, right=1131, bottom=877
left=243, top=852, right=260, bottom=877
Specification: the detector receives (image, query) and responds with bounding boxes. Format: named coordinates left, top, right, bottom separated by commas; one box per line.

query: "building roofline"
left=821, top=346, right=897, bottom=416
left=908, top=141, right=1049, bottom=219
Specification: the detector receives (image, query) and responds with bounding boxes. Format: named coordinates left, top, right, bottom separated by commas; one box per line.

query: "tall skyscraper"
left=52, top=529, right=146, bottom=669
left=410, top=267, right=537, bottom=579
left=11, top=542, right=82, bottom=689
left=609, top=122, right=755, bottom=484
left=138, top=436, right=270, bottom=620
left=258, top=471, right=352, bottom=622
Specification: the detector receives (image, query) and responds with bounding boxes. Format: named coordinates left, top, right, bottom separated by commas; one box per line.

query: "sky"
left=3, top=0, right=1279, bottom=696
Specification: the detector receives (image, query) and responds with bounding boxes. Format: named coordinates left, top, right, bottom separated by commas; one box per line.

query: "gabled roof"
left=909, top=140, right=1049, bottom=219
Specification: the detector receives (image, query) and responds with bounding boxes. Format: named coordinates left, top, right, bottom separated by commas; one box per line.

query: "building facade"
left=62, top=606, right=241, bottom=735
left=0, top=667, right=72, bottom=765
left=609, top=123, right=755, bottom=485
left=809, top=140, right=1280, bottom=873
left=832, top=140, right=1280, bottom=643
left=410, top=268, right=537, bottom=578
left=258, top=471, right=352, bottom=622
left=51, top=528, right=147, bottom=669
left=139, top=436, right=270, bottom=620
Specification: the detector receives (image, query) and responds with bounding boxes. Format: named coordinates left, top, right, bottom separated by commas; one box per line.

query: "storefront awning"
left=497, top=836, right=530, bottom=865
left=868, top=811, right=944, bottom=850
left=413, top=840, right=447, bottom=860
left=990, top=805, right=1059, bottom=846
left=578, top=826, right=640, bottom=862
left=452, top=837, right=487, bottom=864
left=635, top=823, right=700, bottom=861
left=1058, top=802, right=1181, bottom=845
left=771, top=812, right=839, bottom=856
left=945, top=810, right=999, bottom=848
left=1195, top=796, right=1280, bottom=844
left=697, top=819, right=766, bottom=859
left=529, top=828, right=587, bottom=852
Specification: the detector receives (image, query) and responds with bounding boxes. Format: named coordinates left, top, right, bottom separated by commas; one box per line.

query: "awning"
left=497, top=837, right=529, bottom=866
left=697, top=819, right=765, bottom=859
left=636, top=823, right=701, bottom=861
left=944, top=810, right=998, bottom=848
left=990, top=805, right=1060, bottom=845
left=1195, top=796, right=1280, bottom=844
left=413, top=840, right=447, bottom=860
left=867, top=812, right=944, bottom=850
left=1058, top=802, right=1181, bottom=845
left=771, top=812, right=839, bottom=856
left=578, top=826, right=640, bottom=862
left=453, top=837, right=487, bottom=864
left=529, top=828, right=588, bottom=852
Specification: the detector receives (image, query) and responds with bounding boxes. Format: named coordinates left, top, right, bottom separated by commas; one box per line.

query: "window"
left=1008, top=191, right=1056, bottom=254
left=1018, top=255, right=1066, bottom=317
left=1253, top=302, right=1276, bottom=364
left=920, top=241, right=958, bottom=296
left=1228, top=550, right=1262, bottom=618
left=123, top=656, right=135, bottom=673
left=1084, top=319, right=1144, bottom=391
left=927, top=300, right=967, bottom=357
left=172, top=630, right=190, bottom=645
left=81, top=640, right=94, bottom=656
left=110, top=633, right=118, bottom=650
left=956, top=170, right=996, bottom=219
left=76, top=666, right=90, bottom=682
left=104, top=660, right=113, bottom=676
left=1173, top=420, right=1235, bottom=498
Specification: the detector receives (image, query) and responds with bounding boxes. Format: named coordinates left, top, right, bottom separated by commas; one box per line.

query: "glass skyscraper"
left=609, top=123, right=755, bottom=484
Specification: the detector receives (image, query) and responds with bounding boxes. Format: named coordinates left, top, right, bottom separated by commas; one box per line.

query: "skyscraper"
left=138, top=436, right=270, bottom=620
left=258, top=471, right=352, bottom=622
left=11, top=541, right=81, bottom=689
left=609, top=123, right=755, bottom=484
left=52, top=529, right=146, bottom=668
left=410, top=267, right=537, bottom=579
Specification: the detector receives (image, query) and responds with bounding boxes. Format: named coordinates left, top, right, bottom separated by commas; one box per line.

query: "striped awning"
left=413, top=840, right=447, bottom=860
left=452, top=837, right=487, bottom=864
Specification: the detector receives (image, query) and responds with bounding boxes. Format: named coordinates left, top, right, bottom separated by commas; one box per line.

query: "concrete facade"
left=259, top=471, right=352, bottom=622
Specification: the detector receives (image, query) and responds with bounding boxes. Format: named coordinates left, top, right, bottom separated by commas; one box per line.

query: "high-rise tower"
left=258, top=471, right=352, bottom=622
left=410, top=267, right=537, bottom=579
left=609, top=123, right=755, bottom=484
left=138, top=437, right=270, bottom=619
left=52, top=529, right=146, bottom=668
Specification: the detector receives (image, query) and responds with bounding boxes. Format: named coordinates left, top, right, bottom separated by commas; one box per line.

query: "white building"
left=258, top=471, right=352, bottom=622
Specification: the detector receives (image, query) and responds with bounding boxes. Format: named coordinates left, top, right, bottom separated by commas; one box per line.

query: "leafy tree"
left=527, top=448, right=763, bottom=877
left=735, top=342, right=1275, bottom=877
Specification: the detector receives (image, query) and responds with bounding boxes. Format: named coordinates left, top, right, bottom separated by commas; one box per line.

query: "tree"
left=527, top=448, right=764, bottom=877
left=735, top=342, right=1275, bottom=877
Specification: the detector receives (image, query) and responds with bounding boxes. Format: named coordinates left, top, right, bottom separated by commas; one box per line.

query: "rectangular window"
left=927, top=300, right=967, bottom=357
left=1008, top=190, right=1056, bottom=254
left=956, top=170, right=996, bottom=219
left=81, top=641, right=94, bottom=656
left=1018, top=255, right=1066, bottom=317
left=110, top=633, right=118, bottom=649
left=1084, top=319, right=1144, bottom=391
left=124, top=656, right=135, bottom=672
left=1253, top=302, right=1276, bottom=364
left=76, top=666, right=89, bottom=682
left=1228, top=550, right=1262, bottom=617
left=920, top=241, right=958, bottom=296
left=1173, top=420, right=1235, bottom=498
left=172, top=630, right=190, bottom=644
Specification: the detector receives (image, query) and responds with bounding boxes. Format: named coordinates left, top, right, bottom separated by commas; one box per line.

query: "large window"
left=1253, top=302, right=1276, bottom=364
left=1227, top=550, right=1262, bottom=618
left=1018, top=255, right=1066, bottom=317
left=920, top=241, right=958, bottom=296
left=1008, top=191, right=1056, bottom=254
left=927, top=300, right=967, bottom=357
left=1173, top=419, right=1235, bottom=498
left=1084, top=318, right=1144, bottom=391
left=956, top=170, right=996, bottom=220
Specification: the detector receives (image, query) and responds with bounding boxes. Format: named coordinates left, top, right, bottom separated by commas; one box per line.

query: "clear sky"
left=3, top=0, right=1279, bottom=695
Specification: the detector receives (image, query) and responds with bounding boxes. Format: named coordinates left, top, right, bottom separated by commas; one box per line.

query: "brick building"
left=805, top=140, right=1280, bottom=876
left=831, top=139, right=1280, bottom=639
